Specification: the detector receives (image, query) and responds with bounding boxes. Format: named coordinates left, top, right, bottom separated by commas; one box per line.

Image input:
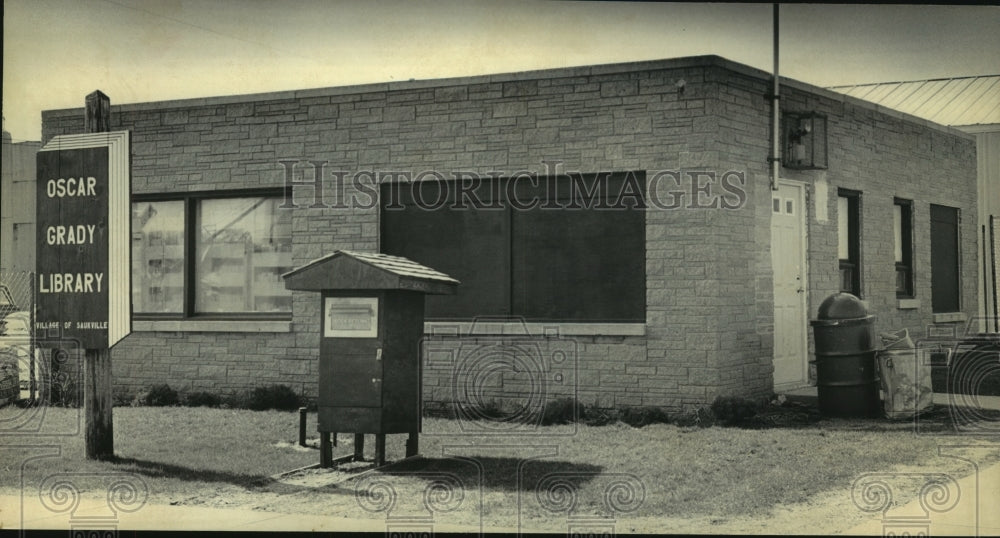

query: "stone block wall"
left=40, top=56, right=978, bottom=410
left=710, top=63, right=979, bottom=385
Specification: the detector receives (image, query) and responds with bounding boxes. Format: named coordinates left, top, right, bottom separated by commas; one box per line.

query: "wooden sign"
left=36, top=131, right=131, bottom=348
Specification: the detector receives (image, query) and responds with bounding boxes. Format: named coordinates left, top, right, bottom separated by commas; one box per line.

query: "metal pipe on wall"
left=771, top=3, right=780, bottom=191
left=992, top=216, right=999, bottom=332
left=985, top=224, right=992, bottom=331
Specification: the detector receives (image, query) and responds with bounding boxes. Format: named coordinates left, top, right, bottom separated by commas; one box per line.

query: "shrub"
left=710, top=395, right=759, bottom=426
left=220, top=390, right=248, bottom=409
left=112, top=387, right=135, bottom=407
left=246, top=384, right=301, bottom=411
left=47, top=353, right=80, bottom=407
left=619, top=406, right=671, bottom=428
left=580, top=405, right=620, bottom=426
left=50, top=378, right=80, bottom=407
left=422, top=402, right=452, bottom=419
left=183, top=391, right=222, bottom=408
left=672, top=407, right=715, bottom=428
left=144, top=384, right=179, bottom=406
left=461, top=399, right=508, bottom=421
left=540, top=397, right=585, bottom=425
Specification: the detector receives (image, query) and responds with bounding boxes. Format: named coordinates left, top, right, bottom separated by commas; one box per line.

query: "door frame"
left=771, top=178, right=810, bottom=388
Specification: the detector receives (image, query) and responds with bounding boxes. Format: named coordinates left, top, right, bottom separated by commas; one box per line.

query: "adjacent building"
left=1, top=129, right=42, bottom=307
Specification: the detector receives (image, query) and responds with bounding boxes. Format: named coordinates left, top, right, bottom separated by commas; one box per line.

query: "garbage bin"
left=810, top=292, right=880, bottom=418
left=877, top=329, right=933, bottom=419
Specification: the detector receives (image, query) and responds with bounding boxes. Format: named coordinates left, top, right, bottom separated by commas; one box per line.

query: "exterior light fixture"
left=783, top=111, right=828, bottom=170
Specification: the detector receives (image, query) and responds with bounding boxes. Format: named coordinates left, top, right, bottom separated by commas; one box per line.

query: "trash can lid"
left=816, top=292, right=870, bottom=320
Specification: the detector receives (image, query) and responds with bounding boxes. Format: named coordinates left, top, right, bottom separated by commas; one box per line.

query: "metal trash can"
left=810, top=292, right=880, bottom=418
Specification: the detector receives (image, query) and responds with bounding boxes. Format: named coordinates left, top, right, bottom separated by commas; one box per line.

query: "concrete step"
left=778, top=385, right=1000, bottom=412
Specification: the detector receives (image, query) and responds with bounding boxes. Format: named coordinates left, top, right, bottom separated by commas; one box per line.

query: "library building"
left=40, top=55, right=980, bottom=411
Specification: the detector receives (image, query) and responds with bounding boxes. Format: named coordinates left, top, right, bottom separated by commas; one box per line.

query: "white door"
left=771, top=180, right=808, bottom=386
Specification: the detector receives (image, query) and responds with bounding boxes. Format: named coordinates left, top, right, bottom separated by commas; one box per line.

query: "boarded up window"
left=381, top=172, right=646, bottom=322
left=930, top=204, right=960, bottom=313
left=382, top=178, right=509, bottom=319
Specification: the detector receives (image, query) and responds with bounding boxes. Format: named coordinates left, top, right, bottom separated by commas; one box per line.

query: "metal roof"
left=828, top=75, right=1000, bottom=127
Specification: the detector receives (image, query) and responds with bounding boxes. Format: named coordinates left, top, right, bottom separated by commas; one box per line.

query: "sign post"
left=35, top=91, right=130, bottom=460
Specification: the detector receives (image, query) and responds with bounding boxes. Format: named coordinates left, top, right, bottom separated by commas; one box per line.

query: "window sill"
left=932, top=312, right=966, bottom=324
left=424, top=321, right=646, bottom=337
left=133, top=319, right=292, bottom=333
left=897, top=298, right=920, bottom=310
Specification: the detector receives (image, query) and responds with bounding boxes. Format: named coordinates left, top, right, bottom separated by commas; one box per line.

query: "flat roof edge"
left=41, top=54, right=974, bottom=139
left=41, top=55, right=729, bottom=117
left=711, top=60, right=976, bottom=140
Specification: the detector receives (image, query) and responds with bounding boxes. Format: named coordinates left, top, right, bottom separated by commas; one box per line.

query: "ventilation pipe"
left=770, top=3, right=780, bottom=191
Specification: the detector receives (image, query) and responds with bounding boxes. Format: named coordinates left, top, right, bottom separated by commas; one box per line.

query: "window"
left=930, top=204, right=960, bottom=313
left=131, top=190, right=293, bottom=317
left=837, top=189, right=861, bottom=297
left=132, top=201, right=185, bottom=313
left=772, top=197, right=795, bottom=215
left=381, top=172, right=646, bottom=322
left=893, top=199, right=914, bottom=298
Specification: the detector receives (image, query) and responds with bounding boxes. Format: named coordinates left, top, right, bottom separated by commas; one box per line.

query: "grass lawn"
left=2, top=404, right=999, bottom=532
left=1, top=406, right=317, bottom=497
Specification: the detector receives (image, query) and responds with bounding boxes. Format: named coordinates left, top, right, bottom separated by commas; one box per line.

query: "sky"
left=3, top=1, right=999, bottom=142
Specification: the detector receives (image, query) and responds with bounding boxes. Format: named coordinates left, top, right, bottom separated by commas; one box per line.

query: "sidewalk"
left=841, top=457, right=1000, bottom=536
left=1, top=493, right=523, bottom=533
left=4, top=460, right=999, bottom=535
left=781, top=385, right=1000, bottom=411
left=5, top=464, right=997, bottom=536
left=779, top=386, right=1000, bottom=536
